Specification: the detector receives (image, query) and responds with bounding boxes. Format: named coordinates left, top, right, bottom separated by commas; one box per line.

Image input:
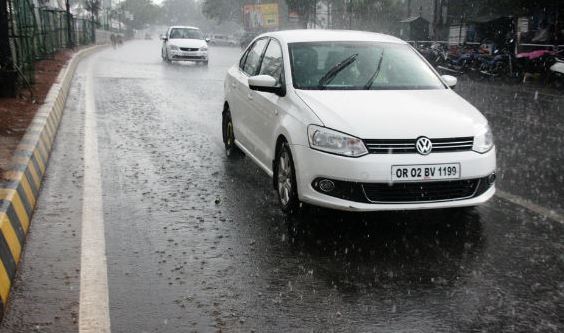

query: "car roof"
left=169, top=26, right=200, bottom=30
left=262, top=29, right=406, bottom=45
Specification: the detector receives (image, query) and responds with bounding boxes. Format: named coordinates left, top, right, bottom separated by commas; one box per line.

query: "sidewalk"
left=0, top=50, right=74, bottom=177
left=0, top=45, right=104, bottom=320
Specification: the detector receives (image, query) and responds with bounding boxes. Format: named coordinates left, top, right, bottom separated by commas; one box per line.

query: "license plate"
left=391, top=163, right=461, bottom=181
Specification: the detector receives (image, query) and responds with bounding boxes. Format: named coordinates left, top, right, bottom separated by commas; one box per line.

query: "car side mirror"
left=248, top=75, right=285, bottom=96
left=160, top=34, right=167, bottom=41
left=441, top=75, right=457, bottom=89
left=205, top=37, right=210, bottom=42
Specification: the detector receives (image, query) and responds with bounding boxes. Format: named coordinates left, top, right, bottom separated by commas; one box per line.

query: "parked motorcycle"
left=479, top=40, right=524, bottom=81
left=418, top=43, right=449, bottom=67
left=548, top=52, right=564, bottom=87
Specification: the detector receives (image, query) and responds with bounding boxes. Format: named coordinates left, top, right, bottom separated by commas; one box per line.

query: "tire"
left=222, top=108, right=243, bottom=158
left=202, top=60, right=209, bottom=66
left=275, top=141, right=300, bottom=214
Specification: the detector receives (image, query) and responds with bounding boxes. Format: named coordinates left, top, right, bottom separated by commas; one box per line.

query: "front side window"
left=289, top=42, right=445, bottom=90
left=242, top=38, right=268, bottom=76
left=258, top=39, right=284, bottom=85
left=169, top=28, right=204, bottom=40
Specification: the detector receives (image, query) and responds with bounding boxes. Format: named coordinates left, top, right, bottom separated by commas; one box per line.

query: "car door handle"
left=231, top=82, right=236, bottom=88
left=247, top=93, right=253, bottom=100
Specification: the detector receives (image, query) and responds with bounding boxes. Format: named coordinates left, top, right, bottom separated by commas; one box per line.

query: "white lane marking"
left=496, top=190, right=564, bottom=224
left=79, top=61, right=112, bottom=332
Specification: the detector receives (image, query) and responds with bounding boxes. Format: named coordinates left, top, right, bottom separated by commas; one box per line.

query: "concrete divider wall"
left=0, top=45, right=104, bottom=318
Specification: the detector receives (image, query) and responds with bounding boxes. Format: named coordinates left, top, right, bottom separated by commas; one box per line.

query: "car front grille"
left=172, top=55, right=205, bottom=60
left=364, top=137, right=474, bottom=154
left=180, top=47, right=199, bottom=51
left=362, top=178, right=483, bottom=203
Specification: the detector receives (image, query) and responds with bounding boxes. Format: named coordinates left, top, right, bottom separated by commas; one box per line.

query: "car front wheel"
left=276, top=142, right=300, bottom=214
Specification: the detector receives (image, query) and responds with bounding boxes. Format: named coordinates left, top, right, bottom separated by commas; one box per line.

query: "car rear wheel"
left=276, top=142, right=300, bottom=214
left=222, top=108, right=243, bottom=159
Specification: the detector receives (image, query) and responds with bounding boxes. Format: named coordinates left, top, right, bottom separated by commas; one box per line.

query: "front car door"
left=229, top=37, right=269, bottom=155
left=249, top=38, right=285, bottom=167
left=162, top=28, right=171, bottom=57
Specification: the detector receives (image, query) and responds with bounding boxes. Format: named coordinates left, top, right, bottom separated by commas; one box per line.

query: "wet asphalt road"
left=1, top=40, right=563, bottom=332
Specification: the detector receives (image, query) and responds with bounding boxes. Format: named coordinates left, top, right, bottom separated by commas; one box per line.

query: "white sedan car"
left=222, top=30, right=496, bottom=213
left=161, top=26, right=209, bottom=65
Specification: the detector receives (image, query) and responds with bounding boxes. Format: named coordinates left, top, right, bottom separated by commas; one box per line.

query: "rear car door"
left=229, top=38, right=269, bottom=154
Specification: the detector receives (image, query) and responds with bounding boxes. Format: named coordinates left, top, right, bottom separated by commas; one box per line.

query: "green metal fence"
left=6, top=0, right=95, bottom=89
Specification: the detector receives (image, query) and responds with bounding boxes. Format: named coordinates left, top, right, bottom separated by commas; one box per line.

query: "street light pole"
left=66, top=0, right=74, bottom=48
left=0, top=0, right=12, bottom=68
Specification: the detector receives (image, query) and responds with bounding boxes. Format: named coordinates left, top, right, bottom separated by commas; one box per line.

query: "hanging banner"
left=243, top=3, right=279, bottom=29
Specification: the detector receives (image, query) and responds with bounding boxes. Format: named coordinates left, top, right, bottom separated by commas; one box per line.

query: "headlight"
left=473, top=124, right=494, bottom=153
left=169, top=45, right=179, bottom=50
left=308, top=125, right=368, bottom=157
left=200, top=45, right=208, bottom=51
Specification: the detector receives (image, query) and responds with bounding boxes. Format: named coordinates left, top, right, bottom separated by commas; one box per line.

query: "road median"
left=0, top=45, right=105, bottom=319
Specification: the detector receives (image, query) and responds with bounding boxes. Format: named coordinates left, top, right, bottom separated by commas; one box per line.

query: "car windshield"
left=289, top=42, right=445, bottom=90
left=169, top=28, right=203, bottom=40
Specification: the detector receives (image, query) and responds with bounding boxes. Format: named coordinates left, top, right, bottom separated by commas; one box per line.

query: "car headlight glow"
left=473, top=123, right=494, bottom=153
left=169, top=45, right=179, bottom=50
left=308, top=125, right=368, bottom=157
left=200, top=45, right=208, bottom=51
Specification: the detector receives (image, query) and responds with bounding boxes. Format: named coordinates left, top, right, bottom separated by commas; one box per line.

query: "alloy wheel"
left=277, top=149, right=293, bottom=206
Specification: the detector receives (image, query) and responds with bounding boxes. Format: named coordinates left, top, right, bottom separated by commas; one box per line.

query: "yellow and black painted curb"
left=0, top=45, right=105, bottom=318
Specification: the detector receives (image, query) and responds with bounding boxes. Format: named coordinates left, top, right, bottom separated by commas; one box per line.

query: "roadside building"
left=399, top=16, right=430, bottom=41
left=398, top=0, right=449, bottom=40
left=445, top=0, right=562, bottom=51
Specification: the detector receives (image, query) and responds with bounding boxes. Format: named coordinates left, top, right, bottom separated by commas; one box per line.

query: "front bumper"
left=292, top=145, right=496, bottom=211
left=169, top=50, right=208, bottom=61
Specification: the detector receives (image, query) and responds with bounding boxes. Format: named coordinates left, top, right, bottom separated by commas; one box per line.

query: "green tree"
left=447, top=0, right=558, bottom=19
left=327, top=0, right=403, bottom=33
left=201, top=0, right=245, bottom=23
left=118, top=0, right=161, bottom=30
left=286, top=0, right=317, bottom=28
left=161, top=0, right=206, bottom=26
left=84, top=0, right=101, bottom=23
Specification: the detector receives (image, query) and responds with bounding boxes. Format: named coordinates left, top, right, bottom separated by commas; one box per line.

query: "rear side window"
left=241, top=38, right=268, bottom=76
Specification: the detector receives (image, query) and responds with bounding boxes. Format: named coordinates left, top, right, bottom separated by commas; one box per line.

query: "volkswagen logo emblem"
left=416, top=137, right=432, bottom=155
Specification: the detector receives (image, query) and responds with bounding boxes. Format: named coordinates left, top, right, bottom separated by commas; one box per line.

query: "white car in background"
left=222, top=30, right=496, bottom=213
left=161, top=26, right=209, bottom=65
left=208, top=34, right=238, bottom=47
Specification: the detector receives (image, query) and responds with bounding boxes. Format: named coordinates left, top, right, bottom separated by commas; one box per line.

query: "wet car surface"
left=0, top=40, right=562, bottom=332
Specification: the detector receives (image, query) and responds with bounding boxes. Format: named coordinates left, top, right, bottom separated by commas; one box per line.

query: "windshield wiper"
left=364, top=49, right=385, bottom=90
left=317, top=53, right=359, bottom=89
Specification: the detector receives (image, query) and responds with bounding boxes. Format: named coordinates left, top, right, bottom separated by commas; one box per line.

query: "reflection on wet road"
left=1, top=40, right=562, bottom=332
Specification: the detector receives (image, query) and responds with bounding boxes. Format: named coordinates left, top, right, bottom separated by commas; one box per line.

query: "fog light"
left=488, top=172, right=496, bottom=185
left=318, top=179, right=336, bottom=193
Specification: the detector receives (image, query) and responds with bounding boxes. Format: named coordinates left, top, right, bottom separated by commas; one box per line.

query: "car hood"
left=169, top=39, right=207, bottom=48
left=295, top=89, right=487, bottom=139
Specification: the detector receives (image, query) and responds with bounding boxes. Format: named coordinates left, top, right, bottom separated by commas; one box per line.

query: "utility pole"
left=432, top=0, right=437, bottom=40
left=347, top=0, right=352, bottom=29
left=66, top=0, right=74, bottom=48
left=0, top=0, right=12, bottom=68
